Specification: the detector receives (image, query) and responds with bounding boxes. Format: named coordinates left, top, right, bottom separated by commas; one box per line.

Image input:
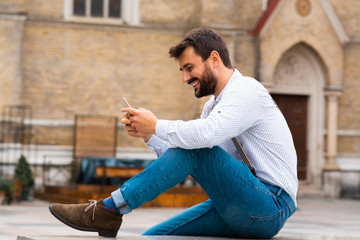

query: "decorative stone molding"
left=273, top=48, right=312, bottom=92
left=324, top=85, right=344, bottom=94
left=0, top=14, right=27, bottom=21
left=320, top=0, right=349, bottom=45
left=296, top=0, right=311, bottom=17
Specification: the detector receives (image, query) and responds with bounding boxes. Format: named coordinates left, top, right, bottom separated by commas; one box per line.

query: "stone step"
left=297, top=182, right=325, bottom=199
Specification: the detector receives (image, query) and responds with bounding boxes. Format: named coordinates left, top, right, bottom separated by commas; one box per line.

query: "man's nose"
left=182, top=71, right=191, bottom=83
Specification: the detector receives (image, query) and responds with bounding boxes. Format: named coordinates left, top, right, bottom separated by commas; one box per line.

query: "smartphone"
left=121, top=97, right=132, bottom=108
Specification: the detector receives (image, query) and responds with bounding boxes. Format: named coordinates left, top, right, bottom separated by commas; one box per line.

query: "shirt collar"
left=213, top=69, right=241, bottom=106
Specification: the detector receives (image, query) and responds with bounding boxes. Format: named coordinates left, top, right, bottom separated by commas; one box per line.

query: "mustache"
left=187, top=78, right=199, bottom=85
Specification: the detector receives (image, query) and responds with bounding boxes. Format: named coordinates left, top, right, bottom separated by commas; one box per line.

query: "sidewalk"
left=0, top=197, right=359, bottom=240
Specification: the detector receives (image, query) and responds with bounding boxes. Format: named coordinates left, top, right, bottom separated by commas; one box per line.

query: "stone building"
left=0, top=0, right=359, bottom=198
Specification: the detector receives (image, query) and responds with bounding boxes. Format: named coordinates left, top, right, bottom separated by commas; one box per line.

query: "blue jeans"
left=111, top=147, right=296, bottom=238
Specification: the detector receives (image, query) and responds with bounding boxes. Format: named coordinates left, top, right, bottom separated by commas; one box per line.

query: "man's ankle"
left=103, top=196, right=120, bottom=213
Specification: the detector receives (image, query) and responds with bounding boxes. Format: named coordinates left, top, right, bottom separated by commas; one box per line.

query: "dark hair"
left=169, top=28, right=233, bottom=69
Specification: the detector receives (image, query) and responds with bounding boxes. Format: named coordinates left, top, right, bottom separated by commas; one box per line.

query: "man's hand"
left=121, top=107, right=157, bottom=142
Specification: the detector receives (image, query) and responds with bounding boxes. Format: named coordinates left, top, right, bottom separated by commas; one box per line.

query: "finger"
left=124, top=112, right=132, bottom=119
left=126, top=131, right=137, bottom=137
left=126, top=129, right=137, bottom=134
left=124, top=124, right=136, bottom=131
left=125, top=126, right=137, bottom=132
left=121, top=117, right=131, bottom=125
left=130, top=122, right=136, bottom=128
left=126, top=130, right=142, bottom=138
left=121, top=107, right=136, bottom=115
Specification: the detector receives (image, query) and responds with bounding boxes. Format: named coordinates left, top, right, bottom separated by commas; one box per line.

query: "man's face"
left=179, top=47, right=218, bottom=98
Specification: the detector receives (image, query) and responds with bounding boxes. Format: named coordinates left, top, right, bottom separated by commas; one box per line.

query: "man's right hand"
left=121, top=110, right=153, bottom=142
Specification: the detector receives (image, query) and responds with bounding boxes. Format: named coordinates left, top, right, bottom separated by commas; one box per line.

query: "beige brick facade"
left=1, top=0, right=360, bottom=193
left=331, top=0, right=360, bottom=164
left=339, top=43, right=360, bottom=130
left=0, top=15, right=25, bottom=107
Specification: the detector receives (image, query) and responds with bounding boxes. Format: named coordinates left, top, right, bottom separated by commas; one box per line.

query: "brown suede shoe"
left=49, top=199, right=123, bottom=237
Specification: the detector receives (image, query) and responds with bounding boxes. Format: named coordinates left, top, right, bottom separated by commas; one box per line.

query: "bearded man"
left=49, top=28, right=298, bottom=239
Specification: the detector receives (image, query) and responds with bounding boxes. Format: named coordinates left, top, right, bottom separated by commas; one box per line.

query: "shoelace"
left=84, top=199, right=97, bottom=221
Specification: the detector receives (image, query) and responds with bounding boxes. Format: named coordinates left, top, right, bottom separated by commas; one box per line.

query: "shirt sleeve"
left=155, top=80, right=264, bottom=149
left=145, top=134, right=170, bottom=157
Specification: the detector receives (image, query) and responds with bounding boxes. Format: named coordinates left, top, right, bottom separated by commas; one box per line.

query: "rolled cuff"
left=111, top=189, right=132, bottom=214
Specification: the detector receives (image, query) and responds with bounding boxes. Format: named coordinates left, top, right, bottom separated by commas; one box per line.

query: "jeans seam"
left=243, top=208, right=282, bottom=238
left=263, top=183, right=295, bottom=215
left=206, top=148, right=258, bottom=188
left=166, top=206, right=216, bottom=235
left=254, top=184, right=275, bottom=197
left=279, top=194, right=295, bottom=215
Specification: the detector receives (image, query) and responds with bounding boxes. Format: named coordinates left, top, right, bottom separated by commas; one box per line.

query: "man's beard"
left=194, top=64, right=218, bottom=98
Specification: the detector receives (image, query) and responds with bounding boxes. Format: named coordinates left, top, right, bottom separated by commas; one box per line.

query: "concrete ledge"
left=17, top=236, right=239, bottom=240
left=16, top=236, right=360, bottom=240
left=17, top=236, right=147, bottom=240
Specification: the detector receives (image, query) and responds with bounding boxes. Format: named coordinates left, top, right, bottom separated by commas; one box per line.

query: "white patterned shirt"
left=147, top=69, right=298, bottom=205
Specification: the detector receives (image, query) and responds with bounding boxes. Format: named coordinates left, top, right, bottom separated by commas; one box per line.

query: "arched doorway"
left=270, top=43, right=326, bottom=183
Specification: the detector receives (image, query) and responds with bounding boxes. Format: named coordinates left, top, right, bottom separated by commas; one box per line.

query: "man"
left=49, top=28, right=298, bottom=238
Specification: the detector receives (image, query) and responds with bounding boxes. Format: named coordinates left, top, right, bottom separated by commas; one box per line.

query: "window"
left=64, top=0, right=139, bottom=25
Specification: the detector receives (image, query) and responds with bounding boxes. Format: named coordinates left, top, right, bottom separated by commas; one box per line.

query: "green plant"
left=14, top=155, right=34, bottom=190
left=0, top=178, right=14, bottom=204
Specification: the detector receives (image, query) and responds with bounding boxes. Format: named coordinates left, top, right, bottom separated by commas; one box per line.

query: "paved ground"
left=0, top=197, right=359, bottom=240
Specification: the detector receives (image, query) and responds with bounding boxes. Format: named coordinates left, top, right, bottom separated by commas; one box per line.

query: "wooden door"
left=272, top=94, right=308, bottom=180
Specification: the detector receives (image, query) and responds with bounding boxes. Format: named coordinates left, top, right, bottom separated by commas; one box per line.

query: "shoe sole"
left=49, top=205, right=118, bottom=237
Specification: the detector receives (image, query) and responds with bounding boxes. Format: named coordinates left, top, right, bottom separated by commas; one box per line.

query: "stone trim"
left=337, top=130, right=360, bottom=137
left=0, top=118, right=127, bottom=128
left=320, top=0, right=349, bottom=45
left=0, top=13, right=26, bottom=21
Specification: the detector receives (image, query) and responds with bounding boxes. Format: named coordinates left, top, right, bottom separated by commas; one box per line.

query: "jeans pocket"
left=244, top=209, right=283, bottom=238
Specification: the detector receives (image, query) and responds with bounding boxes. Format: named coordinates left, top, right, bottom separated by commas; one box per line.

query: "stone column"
left=323, top=90, right=341, bottom=170
left=323, top=89, right=342, bottom=198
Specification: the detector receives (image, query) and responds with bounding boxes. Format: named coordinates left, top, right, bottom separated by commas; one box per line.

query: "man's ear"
left=209, top=50, right=221, bottom=67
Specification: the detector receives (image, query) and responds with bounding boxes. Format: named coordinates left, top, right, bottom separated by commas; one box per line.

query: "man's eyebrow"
left=180, top=63, right=191, bottom=71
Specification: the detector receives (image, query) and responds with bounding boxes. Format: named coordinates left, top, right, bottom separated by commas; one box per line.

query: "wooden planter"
left=0, top=190, right=6, bottom=204
left=14, top=178, right=22, bottom=201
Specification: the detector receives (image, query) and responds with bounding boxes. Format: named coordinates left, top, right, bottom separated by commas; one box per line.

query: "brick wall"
left=21, top=22, right=205, bottom=119
left=20, top=22, right=214, bottom=146
left=0, top=0, right=25, bottom=13
left=330, top=0, right=360, bottom=39
left=140, top=0, right=201, bottom=28
left=15, top=0, right=263, bottom=148
left=0, top=0, right=63, bottom=19
left=0, top=15, right=25, bottom=107
left=25, top=0, right=64, bottom=20
left=140, top=0, right=263, bottom=30
left=331, top=0, right=360, bottom=157
left=201, top=0, right=262, bottom=30
left=338, top=43, right=360, bottom=154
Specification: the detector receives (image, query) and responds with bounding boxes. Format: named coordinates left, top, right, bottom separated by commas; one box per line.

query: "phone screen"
left=121, top=97, right=131, bottom=108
